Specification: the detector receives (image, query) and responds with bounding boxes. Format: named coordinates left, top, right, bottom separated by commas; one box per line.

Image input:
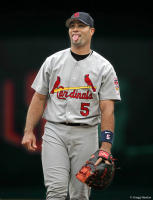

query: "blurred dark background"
left=0, top=2, right=153, bottom=200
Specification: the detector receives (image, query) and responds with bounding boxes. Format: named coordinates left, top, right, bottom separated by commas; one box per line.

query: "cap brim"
left=65, top=18, right=90, bottom=28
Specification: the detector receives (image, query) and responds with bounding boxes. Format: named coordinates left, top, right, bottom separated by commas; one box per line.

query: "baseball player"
left=22, top=12, right=121, bottom=200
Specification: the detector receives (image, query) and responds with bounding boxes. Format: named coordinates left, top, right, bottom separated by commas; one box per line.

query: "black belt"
left=60, top=122, right=83, bottom=126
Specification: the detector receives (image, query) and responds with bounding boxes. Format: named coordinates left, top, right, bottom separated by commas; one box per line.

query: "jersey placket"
left=65, top=61, right=78, bottom=124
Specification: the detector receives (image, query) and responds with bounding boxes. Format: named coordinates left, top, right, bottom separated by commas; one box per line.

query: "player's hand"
left=95, top=143, right=112, bottom=165
left=95, top=147, right=111, bottom=166
left=21, top=131, right=37, bottom=152
left=95, top=157, right=110, bottom=166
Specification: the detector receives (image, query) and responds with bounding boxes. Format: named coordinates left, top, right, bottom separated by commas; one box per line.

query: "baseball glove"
left=76, top=150, right=115, bottom=190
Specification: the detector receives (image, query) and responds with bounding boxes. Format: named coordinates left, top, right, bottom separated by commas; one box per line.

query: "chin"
left=72, top=41, right=82, bottom=47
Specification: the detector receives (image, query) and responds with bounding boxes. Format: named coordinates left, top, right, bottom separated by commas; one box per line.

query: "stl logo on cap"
left=74, top=12, right=79, bottom=17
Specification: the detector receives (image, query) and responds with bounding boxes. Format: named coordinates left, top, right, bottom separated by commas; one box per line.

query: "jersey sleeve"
left=31, top=58, right=50, bottom=95
left=99, top=63, right=121, bottom=101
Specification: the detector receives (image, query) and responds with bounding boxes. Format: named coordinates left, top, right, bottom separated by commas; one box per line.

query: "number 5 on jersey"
left=80, top=103, right=90, bottom=116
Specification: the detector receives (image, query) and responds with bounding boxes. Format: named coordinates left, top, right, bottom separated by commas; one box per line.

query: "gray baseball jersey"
left=31, top=48, right=121, bottom=126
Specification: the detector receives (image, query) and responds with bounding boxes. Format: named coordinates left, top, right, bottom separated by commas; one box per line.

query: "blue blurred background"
left=0, top=2, right=153, bottom=200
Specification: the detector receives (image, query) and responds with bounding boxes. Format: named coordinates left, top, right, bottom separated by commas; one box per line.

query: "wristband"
left=101, top=130, right=114, bottom=144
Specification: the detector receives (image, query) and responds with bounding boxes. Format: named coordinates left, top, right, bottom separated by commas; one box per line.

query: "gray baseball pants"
left=41, top=121, right=99, bottom=200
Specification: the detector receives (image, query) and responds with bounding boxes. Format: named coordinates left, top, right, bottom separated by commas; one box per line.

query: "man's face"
left=68, top=20, right=95, bottom=48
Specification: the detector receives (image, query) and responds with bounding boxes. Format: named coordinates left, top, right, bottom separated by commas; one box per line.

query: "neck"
left=71, top=46, right=91, bottom=55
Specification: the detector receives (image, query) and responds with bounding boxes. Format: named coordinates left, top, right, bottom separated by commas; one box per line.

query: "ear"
left=90, top=28, right=95, bottom=37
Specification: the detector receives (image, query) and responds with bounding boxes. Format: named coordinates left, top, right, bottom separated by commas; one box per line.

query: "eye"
left=69, top=23, right=75, bottom=28
left=79, top=24, right=84, bottom=27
